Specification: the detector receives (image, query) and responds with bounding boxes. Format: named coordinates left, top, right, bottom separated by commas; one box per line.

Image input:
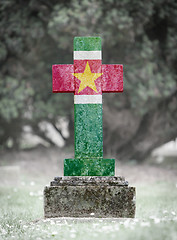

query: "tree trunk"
left=103, top=90, right=177, bottom=161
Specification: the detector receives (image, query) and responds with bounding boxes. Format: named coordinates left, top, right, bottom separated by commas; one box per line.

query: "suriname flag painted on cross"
left=52, top=37, right=123, bottom=176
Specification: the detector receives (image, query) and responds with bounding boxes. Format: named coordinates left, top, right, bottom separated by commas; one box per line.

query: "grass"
left=0, top=180, right=177, bottom=240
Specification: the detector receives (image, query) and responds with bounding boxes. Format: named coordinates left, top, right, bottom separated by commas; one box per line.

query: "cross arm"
left=102, top=64, right=123, bottom=92
left=52, top=64, right=75, bottom=93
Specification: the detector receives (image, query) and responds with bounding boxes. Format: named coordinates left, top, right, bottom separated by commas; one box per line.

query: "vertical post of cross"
left=74, top=37, right=103, bottom=159
left=64, top=37, right=115, bottom=176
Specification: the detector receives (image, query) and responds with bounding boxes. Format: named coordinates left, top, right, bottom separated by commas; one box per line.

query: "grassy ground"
left=0, top=147, right=177, bottom=240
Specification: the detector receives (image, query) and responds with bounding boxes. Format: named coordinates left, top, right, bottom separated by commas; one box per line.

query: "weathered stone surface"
left=51, top=176, right=128, bottom=186
left=44, top=176, right=136, bottom=218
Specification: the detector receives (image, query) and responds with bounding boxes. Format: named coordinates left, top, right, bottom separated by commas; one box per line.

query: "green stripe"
left=74, top=104, right=103, bottom=159
left=74, top=37, right=101, bottom=51
left=64, top=158, right=115, bottom=176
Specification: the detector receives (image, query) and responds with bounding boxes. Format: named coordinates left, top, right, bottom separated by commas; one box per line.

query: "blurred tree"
left=0, top=0, right=176, bottom=161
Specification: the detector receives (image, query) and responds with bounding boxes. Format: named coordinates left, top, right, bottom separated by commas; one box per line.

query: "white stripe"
left=74, top=51, right=102, bottom=60
left=74, top=95, right=102, bottom=104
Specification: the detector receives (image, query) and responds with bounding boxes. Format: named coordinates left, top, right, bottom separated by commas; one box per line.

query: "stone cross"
left=52, top=37, right=123, bottom=176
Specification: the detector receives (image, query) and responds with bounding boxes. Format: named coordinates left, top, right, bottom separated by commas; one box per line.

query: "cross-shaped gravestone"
left=44, top=37, right=135, bottom=218
left=53, top=37, right=123, bottom=176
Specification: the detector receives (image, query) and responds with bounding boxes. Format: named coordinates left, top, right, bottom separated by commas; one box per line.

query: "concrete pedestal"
left=44, top=176, right=136, bottom=218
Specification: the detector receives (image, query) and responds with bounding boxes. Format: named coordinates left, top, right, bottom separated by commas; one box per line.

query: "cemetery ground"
left=0, top=147, right=177, bottom=240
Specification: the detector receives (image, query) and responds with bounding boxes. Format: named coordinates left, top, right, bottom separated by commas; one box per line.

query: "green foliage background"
left=0, top=0, right=176, bottom=159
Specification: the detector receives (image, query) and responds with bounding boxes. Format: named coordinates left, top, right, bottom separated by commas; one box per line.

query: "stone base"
left=44, top=177, right=136, bottom=218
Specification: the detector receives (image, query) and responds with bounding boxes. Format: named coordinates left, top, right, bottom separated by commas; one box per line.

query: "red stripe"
left=102, top=64, right=123, bottom=92
left=52, top=64, right=74, bottom=93
left=52, top=62, right=123, bottom=94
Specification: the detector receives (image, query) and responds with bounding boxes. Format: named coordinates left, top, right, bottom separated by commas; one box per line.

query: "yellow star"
left=72, top=61, right=103, bottom=93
